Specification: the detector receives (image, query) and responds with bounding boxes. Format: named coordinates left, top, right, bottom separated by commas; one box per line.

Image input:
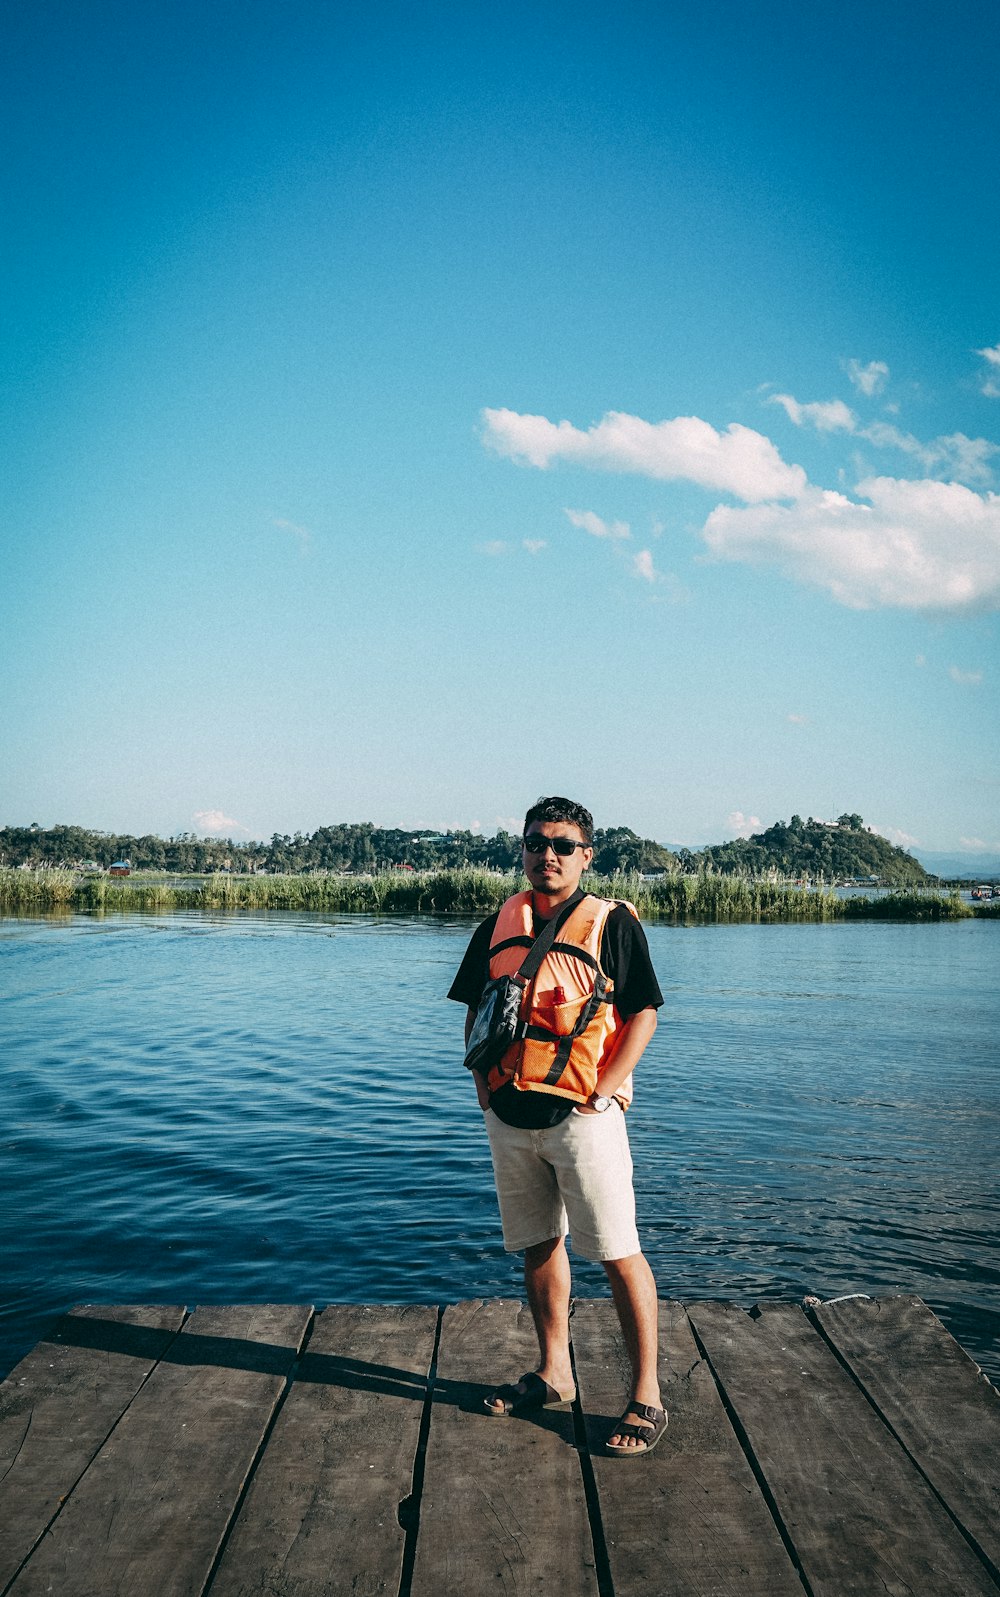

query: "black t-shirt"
left=448, top=898, right=663, bottom=1129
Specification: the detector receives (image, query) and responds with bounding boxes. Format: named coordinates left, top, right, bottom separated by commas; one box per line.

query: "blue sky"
left=2, top=0, right=998, bottom=855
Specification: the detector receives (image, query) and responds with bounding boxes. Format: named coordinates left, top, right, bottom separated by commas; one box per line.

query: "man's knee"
left=602, top=1249, right=645, bottom=1273
left=524, top=1235, right=567, bottom=1267
left=601, top=1250, right=655, bottom=1289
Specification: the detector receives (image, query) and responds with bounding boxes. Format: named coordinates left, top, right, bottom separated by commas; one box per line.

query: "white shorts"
left=483, top=1101, right=641, bottom=1262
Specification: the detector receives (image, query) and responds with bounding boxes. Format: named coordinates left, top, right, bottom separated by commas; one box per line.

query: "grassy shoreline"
left=1, top=867, right=991, bottom=922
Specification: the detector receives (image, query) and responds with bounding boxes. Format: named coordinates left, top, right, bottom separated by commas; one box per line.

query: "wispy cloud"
left=193, top=809, right=249, bottom=836
left=768, top=396, right=997, bottom=484
left=274, top=517, right=311, bottom=554
left=846, top=358, right=889, bottom=396
left=523, top=538, right=546, bottom=554
left=727, top=810, right=761, bottom=837
left=483, top=408, right=807, bottom=502
left=862, top=423, right=998, bottom=484
left=564, top=508, right=630, bottom=539
left=948, top=665, right=983, bottom=685
left=769, top=393, right=856, bottom=432
left=787, top=713, right=809, bottom=725
left=477, top=539, right=510, bottom=556
left=975, top=343, right=1000, bottom=398
left=632, top=549, right=658, bottom=583
left=702, top=478, right=1000, bottom=612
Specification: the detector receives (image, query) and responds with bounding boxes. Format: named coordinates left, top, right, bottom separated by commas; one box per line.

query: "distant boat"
left=108, top=860, right=132, bottom=878
left=970, top=884, right=998, bottom=901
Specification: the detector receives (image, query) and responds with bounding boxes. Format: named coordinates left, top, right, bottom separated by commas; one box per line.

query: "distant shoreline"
left=1, top=867, right=994, bottom=923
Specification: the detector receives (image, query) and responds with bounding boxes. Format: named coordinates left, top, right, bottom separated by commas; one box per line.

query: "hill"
left=694, top=814, right=931, bottom=887
left=0, top=814, right=930, bottom=885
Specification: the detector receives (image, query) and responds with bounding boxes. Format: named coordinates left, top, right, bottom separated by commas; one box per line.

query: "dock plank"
left=411, top=1298, right=599, bottom=1597
left=208, top=1303, right=437, bottom=1597
left=0, top=1304, right=185, bottom=1590
left=571, top=1298, right=802, bottom=1597
left=688, top=1300, right=998, bottom=1597
left=815, top=1294, right=1000, bottom=1578
left=7, top=1304, right=311, bottom=1597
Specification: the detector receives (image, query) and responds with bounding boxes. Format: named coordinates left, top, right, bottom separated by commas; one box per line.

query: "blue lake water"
left=1, top=912, right=998, bottom=1381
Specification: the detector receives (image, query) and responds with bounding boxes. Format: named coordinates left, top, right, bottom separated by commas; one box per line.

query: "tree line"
left=0, top=814, right=930, bottom=884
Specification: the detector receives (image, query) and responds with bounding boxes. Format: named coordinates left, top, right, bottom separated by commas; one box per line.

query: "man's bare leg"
left=603, top=1250, right=662, bottom=1448
left=485, top=1234, right=574, bottom=1411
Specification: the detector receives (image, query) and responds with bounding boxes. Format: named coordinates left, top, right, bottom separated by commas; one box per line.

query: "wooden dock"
left=1, top=1296, right=998, bottom=1596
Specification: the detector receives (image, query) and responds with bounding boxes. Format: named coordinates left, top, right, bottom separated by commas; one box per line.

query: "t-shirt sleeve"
left=447, top=914, right=498, bottom=1009
left=601, top=904, right=663, bottom=1016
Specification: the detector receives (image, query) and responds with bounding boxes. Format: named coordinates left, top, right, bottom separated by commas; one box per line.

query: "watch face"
left=593, top=1094, right=612, bottom=1112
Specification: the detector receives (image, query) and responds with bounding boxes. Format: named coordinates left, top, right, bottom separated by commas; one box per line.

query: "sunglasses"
left=523, top=833, right=590, bottom=856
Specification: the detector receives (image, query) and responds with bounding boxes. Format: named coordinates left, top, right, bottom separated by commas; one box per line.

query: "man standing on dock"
left=448, top=796, right=666, bottom=1455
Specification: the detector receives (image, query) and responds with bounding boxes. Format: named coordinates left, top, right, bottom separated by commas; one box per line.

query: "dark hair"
left=523, top=796, right=594, bottom=845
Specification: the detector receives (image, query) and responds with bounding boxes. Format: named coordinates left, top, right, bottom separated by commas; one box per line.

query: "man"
left=448, top=796, right=665, bottom=1456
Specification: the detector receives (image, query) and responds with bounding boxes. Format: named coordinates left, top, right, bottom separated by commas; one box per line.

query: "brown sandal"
left=484, top=1371, right=576, bottom=1416
left=605, top=1401, right=668, bottom=1456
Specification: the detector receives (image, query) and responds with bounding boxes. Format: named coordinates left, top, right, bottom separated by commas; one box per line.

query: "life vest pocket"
left=530, top=987, right=591, bottom=1037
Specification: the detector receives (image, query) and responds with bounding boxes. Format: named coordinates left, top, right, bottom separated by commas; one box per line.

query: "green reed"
left=0, top=867, right=976, bottom=922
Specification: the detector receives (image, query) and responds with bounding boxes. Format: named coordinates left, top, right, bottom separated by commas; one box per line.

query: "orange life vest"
left=485, top=891, right=638, bottom=1108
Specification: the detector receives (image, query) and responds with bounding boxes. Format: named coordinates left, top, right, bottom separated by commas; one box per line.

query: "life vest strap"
left=547, top=942, right=601, bottom=972
left=490, top=935, right=535, bottom=957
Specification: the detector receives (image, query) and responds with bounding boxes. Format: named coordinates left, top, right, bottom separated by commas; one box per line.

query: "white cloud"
left=477, top=540, right=510, bottom=556
left=632, top=549, right=658, bottom=583
left=915, top=653, right=926, bottom=666
left=483, top=407, right=807, bottom=502
left=976, top=343, right=1000, bottom=367
left=523, top=538, right=546, bottom=554
left=959, top=835, right=988, bottom=849
left=949, top=665, right=983, bottom=685
left=769, top=393, right=856, bottom=432
left=564, top=508, right=630, bottom=540
left=194, top=809, right=248, bottom=836
left=787, top=713, right=809, bottom=725
left=727, top=810, right=761, bottom=837
left=846, top=359, right=889, bottom=396
left=984, top=379, right=1000, bottom=400
left=701, top=477, right=1000, bottom=611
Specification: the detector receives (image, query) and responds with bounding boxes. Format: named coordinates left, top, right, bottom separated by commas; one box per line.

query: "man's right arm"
left=465, top=1007, right=491, bottom=1109
left=448, top=916, right=498, bottom=1112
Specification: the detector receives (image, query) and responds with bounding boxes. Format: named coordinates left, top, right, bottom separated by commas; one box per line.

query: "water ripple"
left=1, top=912, right=997, bottom=1381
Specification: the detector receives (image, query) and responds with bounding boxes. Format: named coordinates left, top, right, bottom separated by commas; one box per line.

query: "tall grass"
left=0, top=867, right=978, bottom=922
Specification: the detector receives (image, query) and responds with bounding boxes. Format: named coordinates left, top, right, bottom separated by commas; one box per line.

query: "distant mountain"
left=913, top=850, right=1000, bottom=880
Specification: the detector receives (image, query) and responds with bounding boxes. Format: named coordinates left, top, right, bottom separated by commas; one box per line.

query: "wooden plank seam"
left=0, top=1307, right=193, bottom=1597
left=395, top=1306, right=444, bottom=1597
left=200, top=1307, right=318, bottom=1597
left=685, top=1307, right=817, bottom=1597
left=804, top=1305, right=1000, bottom=1591
left=567, top=1312, right=615, bottom=1597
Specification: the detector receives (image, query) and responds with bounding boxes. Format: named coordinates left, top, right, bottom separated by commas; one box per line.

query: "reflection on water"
left=1, top=912, right=997, bottom=1380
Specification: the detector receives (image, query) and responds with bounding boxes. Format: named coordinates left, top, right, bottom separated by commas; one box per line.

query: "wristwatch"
left=587, top=1092, right=613, bottom=1113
